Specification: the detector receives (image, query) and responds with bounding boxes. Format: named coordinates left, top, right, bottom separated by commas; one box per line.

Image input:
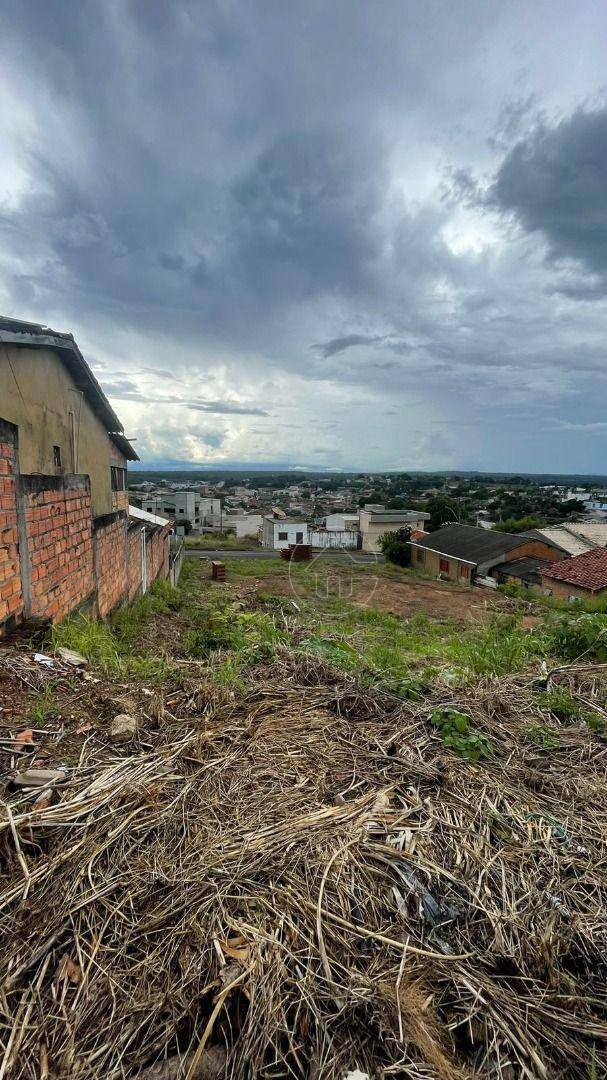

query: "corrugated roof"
left=129, top=505, right=171, bottom=528
left=541, top=547, right=607, bottom=591
left=411, top=524, right=528, bottom=564
left=497, top=557, right=547, bottom=582
left=524, top=525, right=599, bottom=556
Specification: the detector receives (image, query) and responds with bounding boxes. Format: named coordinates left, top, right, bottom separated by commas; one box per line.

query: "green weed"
left=430, top=707, right=493, bottom=762
left=583, top=712, right=606, bottom=734
left=522, top=724, right=561, bottom=749
left=27, top=686, right=61, bottom=726
left=537, top=688, right=580, bottom=721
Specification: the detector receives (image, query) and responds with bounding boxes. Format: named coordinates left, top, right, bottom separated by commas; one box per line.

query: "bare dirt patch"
left=237, top=567, right=508, bottom=623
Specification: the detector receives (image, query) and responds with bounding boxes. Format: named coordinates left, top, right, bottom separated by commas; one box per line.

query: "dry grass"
left=0, top=647, right=606, bottom=1078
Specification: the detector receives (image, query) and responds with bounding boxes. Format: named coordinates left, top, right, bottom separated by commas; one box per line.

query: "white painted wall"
left=262, top=518, right=309, bottom=549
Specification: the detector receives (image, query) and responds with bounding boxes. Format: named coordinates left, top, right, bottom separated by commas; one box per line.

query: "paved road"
left=185, top=548, right=383, bottom=563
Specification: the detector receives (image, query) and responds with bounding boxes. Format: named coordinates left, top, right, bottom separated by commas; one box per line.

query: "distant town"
left=129, top=467, right=607, bottom=544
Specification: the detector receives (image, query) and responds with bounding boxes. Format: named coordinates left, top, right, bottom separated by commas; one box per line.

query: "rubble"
left=109, top=713, right=138, bottom=742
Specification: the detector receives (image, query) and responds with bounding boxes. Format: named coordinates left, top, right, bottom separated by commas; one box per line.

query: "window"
left=178, top=508, right=185, bottom=513
left=416, top=548, right=424, bottom=563
left=278, top=531, right=288, bottom=541
left=459, top=564, right=470, bottom=579
left=53, top=445, right=62, bottom=469
left=439, top=558, right=450, bottom=574
left=111, top=466, right=126, bottom=491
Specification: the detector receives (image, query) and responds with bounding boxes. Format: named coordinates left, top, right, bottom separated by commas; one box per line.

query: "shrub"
left=379, top=527, right=412, bottom=567
left=537, top=687, right=579, bottom=721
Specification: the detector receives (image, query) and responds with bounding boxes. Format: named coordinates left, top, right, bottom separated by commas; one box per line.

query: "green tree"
left=379, top=526, right=411, bottom=567
left=426, top=496, right=461, bottom=532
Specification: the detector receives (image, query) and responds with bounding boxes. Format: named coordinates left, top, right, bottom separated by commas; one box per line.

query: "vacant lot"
left=0, top=559, right=606, bottom=1077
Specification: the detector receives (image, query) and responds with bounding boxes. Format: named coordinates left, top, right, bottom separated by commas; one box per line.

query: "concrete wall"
left=262, top=518, right=308, bottom=549
left=0, top=346, right=127, bottom=518
left=360, top=512, right=428, bottom=553
left=0, top=420, right=23, bottom=627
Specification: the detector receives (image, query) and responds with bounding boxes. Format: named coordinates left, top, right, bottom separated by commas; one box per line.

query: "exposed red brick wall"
left=146, top=526, right=170, bottom=587
left=127, top=524, right=143, bottom=602
left=94, top=513, right=129, bottom=618
left=22, top=476, right=95, bottom=623
left=0, top=421, right=23, bottom=630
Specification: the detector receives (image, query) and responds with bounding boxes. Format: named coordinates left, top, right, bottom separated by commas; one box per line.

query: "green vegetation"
left=185, top=533, right=260, bottom=550
left=537, top=687, right=580, bottom=721
left=51, top=578, right=184, bottom=682
left=378, top=526, right=411, bottom=566
left=522, top=723, right=561, bottom=749
left=430, top=707, right=493, bottom=762
left=493, top=515, right=545, bottom=533
left=27, top=685, right=61, bottom=726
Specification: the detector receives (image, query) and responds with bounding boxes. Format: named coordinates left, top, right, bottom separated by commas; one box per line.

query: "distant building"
left=540, top=547, right=607, bottom=602
left=359, top=508, right=430, bottom=553
left=525, top=523, right=607, bottom=557
left=262, top=516, right=308, bottom=549
left=222, top=510, right=263, bottom=539
left=410, top=524, right=560, bottom=586
left=141, top=491, right=221, bottom=533
left=325, top=512, right=359, bottom=532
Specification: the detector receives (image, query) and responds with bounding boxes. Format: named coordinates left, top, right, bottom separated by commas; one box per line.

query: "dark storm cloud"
left=491, top=107, right=607, bottom=278
left=314, top=335, right=387, bottom=359
left=1, top=0, right=607, bottom=470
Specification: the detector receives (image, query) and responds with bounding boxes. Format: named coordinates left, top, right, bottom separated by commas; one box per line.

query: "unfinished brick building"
left=0, top=316, right=173, bottom=637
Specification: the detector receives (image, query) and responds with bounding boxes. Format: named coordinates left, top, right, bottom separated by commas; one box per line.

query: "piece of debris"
left=56, top=647, right=88, bottom=667
left=14, top=729, right=35, bottom=750
left=33, top=653, right=53, bottom=667
left=10, top=767, right=68, bottom=790
left=109, top=714, right=138, bottom=743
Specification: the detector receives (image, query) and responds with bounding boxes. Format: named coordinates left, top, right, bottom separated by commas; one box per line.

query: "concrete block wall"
left=0, top=420, right=23, bottom=626
left=21, top=475, right=96, bottom=622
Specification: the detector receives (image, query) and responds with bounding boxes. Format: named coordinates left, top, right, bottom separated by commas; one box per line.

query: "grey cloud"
left=314, top=334, right=387, bottom=359
left=491, top=107, right=607, bottom=278
left=109, top=390, right=269, bottom=415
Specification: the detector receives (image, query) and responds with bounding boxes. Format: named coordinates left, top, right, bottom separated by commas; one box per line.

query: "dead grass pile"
left=0, top=657, right=606, bottom=1078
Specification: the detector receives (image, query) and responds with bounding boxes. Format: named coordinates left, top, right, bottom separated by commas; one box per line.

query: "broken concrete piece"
left=11, top=768, right=68, bottom=789
left=110, top=714, right=138, bottom=743
left=57, top=647, right=88, bottom=667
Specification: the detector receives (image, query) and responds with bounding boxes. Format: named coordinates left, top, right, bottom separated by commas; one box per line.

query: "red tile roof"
left=410, top=529, right=429, bottom=541
left=540, top=547, right=607, bottom=592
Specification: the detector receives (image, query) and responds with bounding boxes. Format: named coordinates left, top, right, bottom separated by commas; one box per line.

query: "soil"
left=240, top=567, right=508, bottom=624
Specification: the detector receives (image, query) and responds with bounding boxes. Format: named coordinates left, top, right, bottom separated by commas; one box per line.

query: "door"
left=296, top=531, right=304, bottom=543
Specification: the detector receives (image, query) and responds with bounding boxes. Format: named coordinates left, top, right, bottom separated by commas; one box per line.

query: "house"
left=0, top=315, right=174, bottom=635
left=261, top=516, right=308, bottom=550
left=222, top=510, right=263, bottom=538
left=409, top=524, right=560, bottom=586
left=359, top=508, right=430, bottom=553
left=141, top=491, right=221, bottom=533
left=539, top=547, right=607, bottom=602
left=325, top=512, right=359, bottom=532
left=492, top=557, right=546, bottom=589
left=524, top=523, right=607, bottom=557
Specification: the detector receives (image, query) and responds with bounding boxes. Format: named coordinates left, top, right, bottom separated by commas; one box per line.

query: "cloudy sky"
left=1, top=1, right=607, bottom=472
